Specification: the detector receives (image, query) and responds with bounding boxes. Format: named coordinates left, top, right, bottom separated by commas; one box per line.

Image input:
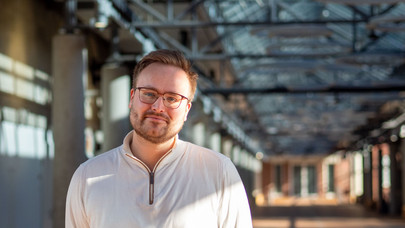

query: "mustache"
left=143, top=111, right=170, bottom=121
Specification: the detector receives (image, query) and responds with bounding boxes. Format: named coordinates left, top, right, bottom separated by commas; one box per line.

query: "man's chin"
left=134, top=128, right=171, bottom=144
left=140, top=134, right=172, bottom=144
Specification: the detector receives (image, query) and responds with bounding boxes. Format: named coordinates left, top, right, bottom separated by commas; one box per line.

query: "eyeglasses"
left=136, top=87, right=189, bottom=109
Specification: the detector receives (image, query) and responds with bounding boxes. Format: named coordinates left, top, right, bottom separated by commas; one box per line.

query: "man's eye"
left=165, top=96, right=179, bottom=103
left=144, top=92, right=157, bottom=97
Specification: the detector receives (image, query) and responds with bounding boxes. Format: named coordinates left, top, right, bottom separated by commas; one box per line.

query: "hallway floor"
left=252, top=204, right=405, bottom=228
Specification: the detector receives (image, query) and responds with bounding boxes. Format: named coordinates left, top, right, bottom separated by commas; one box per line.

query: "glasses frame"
left=135, top=87, right=190, bottom=109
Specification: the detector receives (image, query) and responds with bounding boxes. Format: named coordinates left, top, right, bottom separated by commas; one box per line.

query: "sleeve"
left=218, top=159, right=253, bottom=228
left=65, top=165, right=89, bottom=228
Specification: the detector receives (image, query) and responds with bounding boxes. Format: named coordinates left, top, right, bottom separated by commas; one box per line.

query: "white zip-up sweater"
left=66, top=131, right=253, bottom=228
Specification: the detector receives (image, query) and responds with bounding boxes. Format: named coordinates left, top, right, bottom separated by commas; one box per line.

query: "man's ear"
left=184, top=102, right=192, bottom=121
left=129, top=88, right=135, bottom=108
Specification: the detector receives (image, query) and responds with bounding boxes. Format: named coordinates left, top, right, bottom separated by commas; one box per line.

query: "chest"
left=83, top=165, right=221, bottom=228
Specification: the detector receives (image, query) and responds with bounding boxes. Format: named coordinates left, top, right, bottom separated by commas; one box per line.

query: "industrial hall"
left=1, top=0, right=405, bottom=227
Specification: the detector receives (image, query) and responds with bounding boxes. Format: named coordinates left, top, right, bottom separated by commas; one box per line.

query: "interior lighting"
left=256, top=152, right=264, bottom=160
left=93, top=13, right=108, bottom=29
left=91, top=2, right=109, bottom=29
left=390, top=135, right=398, bottom=142
left=322, top=9, right=330, bottom=18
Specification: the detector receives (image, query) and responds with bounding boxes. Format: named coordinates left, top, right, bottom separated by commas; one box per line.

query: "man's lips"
left=144, top=115, right=168, bottom=122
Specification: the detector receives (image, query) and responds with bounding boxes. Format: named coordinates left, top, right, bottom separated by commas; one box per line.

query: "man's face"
left=129, top=62, right=192, bottom=144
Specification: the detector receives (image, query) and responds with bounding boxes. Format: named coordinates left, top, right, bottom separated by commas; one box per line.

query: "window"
left=275, top=165, right=282, bottom=192
left=328, top=164, right=335, bottom=192
left=308, top=165, right=317, bottom=194
left=294, top=165, right=301, bottom=195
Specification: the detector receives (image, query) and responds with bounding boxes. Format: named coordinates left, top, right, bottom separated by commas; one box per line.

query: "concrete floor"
left=252, top=205, right=405, bottom=228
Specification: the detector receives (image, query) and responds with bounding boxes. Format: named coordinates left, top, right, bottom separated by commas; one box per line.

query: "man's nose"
left=151, top=96, right=165, bottom=112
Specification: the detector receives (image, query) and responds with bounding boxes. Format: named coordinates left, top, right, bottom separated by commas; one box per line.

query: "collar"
left=121, top=131, right=184, bottom=170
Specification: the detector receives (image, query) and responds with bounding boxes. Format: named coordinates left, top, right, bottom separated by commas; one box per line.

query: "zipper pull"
left=149, top=172, right=155, bottom=205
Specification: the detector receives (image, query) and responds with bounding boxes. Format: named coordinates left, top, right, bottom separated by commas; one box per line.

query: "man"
left=66, top=49, right=252, bottom=228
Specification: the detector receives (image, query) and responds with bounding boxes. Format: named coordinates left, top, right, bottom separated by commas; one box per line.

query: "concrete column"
left=222, top=138, right=233, bottom=158
left=193, top=122, right=205, bottom=147
left=100, top=63, right=131, bottom=153
left=401, top=138, right=405, bottom=217
left=377, top=147, right=386, bottom=213
left=52, top=34, right=87, bottom=228
left=209, top=131, right=221, bottom=153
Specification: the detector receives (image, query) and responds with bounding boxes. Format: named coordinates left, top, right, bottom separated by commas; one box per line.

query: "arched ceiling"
left=73, top=0, right=405, bottom=157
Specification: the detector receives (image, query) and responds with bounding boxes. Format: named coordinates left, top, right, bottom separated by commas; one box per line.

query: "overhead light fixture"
left=90, top=2, right=109, bottom=29
left=255, top=152, right=264, bottom=160
left=94, top=13, right=108, bottom=28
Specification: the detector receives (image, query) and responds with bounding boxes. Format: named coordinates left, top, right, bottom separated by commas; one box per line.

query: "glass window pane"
left=34, top=85, right=48, bottom=105
left=18, top=125, right=35, bottom=158
left=328, top=164, right=335, bottom=192
left=2, top=121, right=17, bottom=156
left=308, top=165, right=317, bottom=194
left=0, top=52, right=13, bottom=72
left=3, top=106, right=17, bottom=122
left=47, top=130, right=54, bottom=159
left=0, top=71, right=14, bottom=94
left=35, top=127, right=46, bottom=159
left=14, top=61, right=34, bottom=79
left=16, top=79, right=34, bottom=100
left=275, top=165, right=282, bottom=192
left=34, top=69, right=49, bottom=81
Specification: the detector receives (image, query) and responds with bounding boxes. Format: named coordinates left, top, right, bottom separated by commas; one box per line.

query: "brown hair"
left=132, top=49, right=198, bottom=101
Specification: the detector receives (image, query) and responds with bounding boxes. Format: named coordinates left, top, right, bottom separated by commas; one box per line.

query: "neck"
left=130, top=132, right=175, bottom=170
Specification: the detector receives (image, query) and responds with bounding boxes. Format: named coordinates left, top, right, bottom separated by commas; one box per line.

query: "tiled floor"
left=252, top=205, right=405, bottom=228
left=253, top=217, right=405, bottom=228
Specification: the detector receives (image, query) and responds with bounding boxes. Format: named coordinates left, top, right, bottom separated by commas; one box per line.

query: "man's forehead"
left=136, top=66, right=191, bottom=95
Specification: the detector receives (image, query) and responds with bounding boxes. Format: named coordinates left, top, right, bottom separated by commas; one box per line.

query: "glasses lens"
left=163, top=93, right=182, bottom=108
left=138, top=88, right=184, bottom=109
left=139, top=89, right=158, bottom=104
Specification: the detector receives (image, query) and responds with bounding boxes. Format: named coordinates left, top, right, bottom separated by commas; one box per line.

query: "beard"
left=130, top=107, right=184, bottom=144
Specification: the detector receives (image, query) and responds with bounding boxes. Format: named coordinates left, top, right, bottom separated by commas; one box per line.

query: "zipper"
left=125, top=149, right=173, bottom=205
left=149, top=172, right=154, bottom=204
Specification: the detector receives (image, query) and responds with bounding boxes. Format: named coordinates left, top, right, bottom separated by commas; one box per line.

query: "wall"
left=0, top=1, right=63, bottom=227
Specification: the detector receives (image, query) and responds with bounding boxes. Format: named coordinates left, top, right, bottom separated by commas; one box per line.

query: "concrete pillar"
left=222, top=138, right=233, bottom=158
left=401, top=138, right=405, bottom=217
left=193, top=122, right=205, bottom=147
left=52, top=34, right=87, bottom=228
left=100, top=63, right=131, bottom=153
left=377, top=147, right=386, bottom=213
left=209, top=131, right=221, bottom=153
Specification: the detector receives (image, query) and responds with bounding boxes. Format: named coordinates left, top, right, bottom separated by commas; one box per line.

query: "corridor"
left=252, top=204, right=405, bottom=228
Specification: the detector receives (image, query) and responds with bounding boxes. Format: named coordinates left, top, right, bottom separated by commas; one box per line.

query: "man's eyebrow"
left=139, top=86, right=183, bottom=95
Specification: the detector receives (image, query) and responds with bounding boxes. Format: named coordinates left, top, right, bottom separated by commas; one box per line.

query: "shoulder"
left=75, top=146, right=123, bottom=177
left=181, top=140, right=230, bottom=161
left=179, top=140, right=236, bottom=172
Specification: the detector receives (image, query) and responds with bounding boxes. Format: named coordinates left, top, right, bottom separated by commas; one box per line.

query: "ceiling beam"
left=130, top=19, right=368, bottom=29
left=202, top=84, right=405, bottom=95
